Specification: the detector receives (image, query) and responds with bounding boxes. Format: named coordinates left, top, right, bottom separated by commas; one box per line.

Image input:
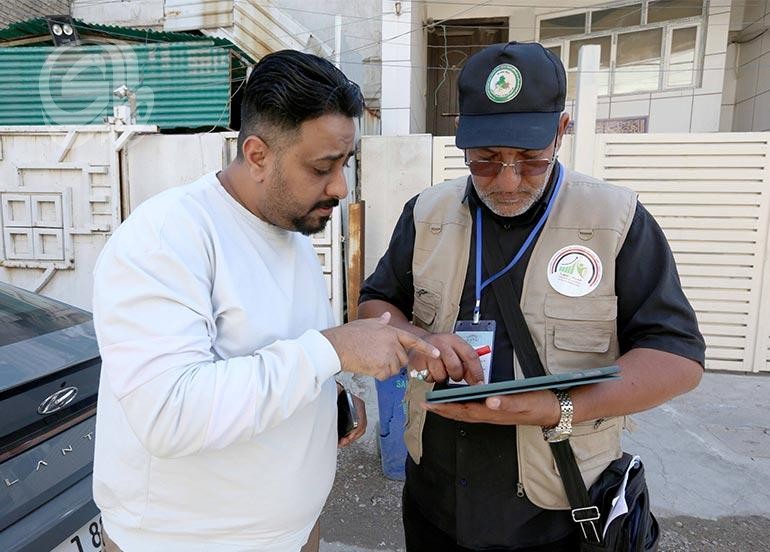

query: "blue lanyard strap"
left=473, top=162, right=564, bottom=323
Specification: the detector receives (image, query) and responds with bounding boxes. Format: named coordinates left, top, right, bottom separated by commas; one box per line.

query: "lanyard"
left=473, top=161, right=564, bottom=323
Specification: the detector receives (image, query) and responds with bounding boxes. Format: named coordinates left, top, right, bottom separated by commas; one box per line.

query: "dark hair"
left=237, top=50, right=364, bottom=157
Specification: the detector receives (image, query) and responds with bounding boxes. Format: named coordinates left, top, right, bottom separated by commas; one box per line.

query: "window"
left=668, top=26, right=697, bottom=87
left=546, top=45, right=562, bottom=59
left=0, top=281, right=91, bottom=347
left=567, top=36, right=611, bottom=97
left=540, top=13, right=587, bottom=40
left=615, top=28, right=663, bottom=94
left=591, top=5, right=642, bottom=32
left=647, top=0, right=703, bottom=24
left=538, top=0, right=704, bottom=97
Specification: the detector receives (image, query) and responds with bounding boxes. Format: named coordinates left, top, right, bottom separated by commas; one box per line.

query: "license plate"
left=50, top=515, right=104, bottom=552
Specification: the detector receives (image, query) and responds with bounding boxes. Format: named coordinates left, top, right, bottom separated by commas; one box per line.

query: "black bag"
left=577, top=453, right=660, bottom=552
left=480, top=237, right=659, bottom=551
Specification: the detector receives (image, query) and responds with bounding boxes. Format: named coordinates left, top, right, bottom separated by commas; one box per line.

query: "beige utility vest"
left=403, top=167, right=637, bottom=510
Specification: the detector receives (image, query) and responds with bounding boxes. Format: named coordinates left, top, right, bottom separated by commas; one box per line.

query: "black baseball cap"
left=456, top=42, right=566, bottom=151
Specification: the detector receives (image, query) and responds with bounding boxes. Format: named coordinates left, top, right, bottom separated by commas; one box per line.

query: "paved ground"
left=319, top=371, right=770, bottom=551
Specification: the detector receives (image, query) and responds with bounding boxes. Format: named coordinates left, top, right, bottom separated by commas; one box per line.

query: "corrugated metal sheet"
left=0, top=17, right=235, bottom=48
left=0, top=41, right=235, bottom=128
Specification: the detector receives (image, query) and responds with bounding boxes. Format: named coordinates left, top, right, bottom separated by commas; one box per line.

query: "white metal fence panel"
left=431, top=135, right=575, bottom=184
left=593, top=133, right=770, bottom=373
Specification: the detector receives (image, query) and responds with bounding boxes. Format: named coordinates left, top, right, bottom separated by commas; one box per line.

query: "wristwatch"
left=542, top=390, right=573, bottom=443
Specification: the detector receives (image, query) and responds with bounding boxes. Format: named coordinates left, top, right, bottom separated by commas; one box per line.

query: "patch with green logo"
left=485, top=63, right=522, bottom=103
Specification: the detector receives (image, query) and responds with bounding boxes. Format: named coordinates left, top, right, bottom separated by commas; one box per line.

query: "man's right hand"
left=409, top=333, right=484, bottom=385
left=321, top=312, right=440, bottom=380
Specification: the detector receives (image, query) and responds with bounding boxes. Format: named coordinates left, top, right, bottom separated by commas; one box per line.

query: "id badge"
left=452, top=319, right=496, bottom=385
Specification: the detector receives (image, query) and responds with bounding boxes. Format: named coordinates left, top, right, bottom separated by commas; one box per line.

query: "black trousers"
left=402, top=487, right=580, bottom=552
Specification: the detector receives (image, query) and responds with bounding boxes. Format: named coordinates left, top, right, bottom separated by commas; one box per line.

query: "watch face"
left=544, top=428, right=571, bottom=443
left=548, top=432, right=571, bottom=443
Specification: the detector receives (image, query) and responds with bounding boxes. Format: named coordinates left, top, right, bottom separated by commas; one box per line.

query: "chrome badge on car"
left=37, top=386, right=79, bottom=415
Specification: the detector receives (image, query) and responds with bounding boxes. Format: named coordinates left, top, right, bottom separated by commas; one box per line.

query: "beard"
left=292, top=198, right=339, bottom=236
left=477, top=187, right=543, bottom=217
left=264, top=157, right=340, bottom=236
left=475, top=161, right=555, bottom=217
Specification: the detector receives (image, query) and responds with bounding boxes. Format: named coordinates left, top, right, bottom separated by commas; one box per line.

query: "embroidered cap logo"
left=485, top=63, right=523, bottom=104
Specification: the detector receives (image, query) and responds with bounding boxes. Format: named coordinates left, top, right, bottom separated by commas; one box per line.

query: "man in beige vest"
left=359, top=42, right=704, bottom=551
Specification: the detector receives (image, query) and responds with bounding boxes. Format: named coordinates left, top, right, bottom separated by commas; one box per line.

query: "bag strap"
left=481, top=239, right=602, bottom=544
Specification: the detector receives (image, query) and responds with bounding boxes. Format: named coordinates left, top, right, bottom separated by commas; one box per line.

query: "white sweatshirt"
left=91, top=172, right=341, bottom=551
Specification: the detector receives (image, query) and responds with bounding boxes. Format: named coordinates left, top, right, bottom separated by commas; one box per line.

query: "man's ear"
left=555, top=112, right=570, bottom=151
left=241, top=135, right=270, bottom=183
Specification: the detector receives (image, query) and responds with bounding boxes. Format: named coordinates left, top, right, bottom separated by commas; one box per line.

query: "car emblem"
left=38, top=386, right=79, bottom=415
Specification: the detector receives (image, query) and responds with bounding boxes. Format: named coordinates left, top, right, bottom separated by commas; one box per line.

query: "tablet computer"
left=424, top=366, right=620, bottom=404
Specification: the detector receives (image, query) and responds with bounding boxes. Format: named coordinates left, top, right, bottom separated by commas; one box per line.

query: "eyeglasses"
left=464, top=156, right=554, bottom=178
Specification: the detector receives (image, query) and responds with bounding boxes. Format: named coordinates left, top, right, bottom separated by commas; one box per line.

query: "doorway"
left=426, top=18, right=508, bottom=137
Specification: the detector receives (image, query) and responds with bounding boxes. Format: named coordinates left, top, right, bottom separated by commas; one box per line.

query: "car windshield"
left=0, top=282, right=91, bottom=347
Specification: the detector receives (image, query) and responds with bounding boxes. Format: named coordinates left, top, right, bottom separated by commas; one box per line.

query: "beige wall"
left=73, top=0, right=164, bottom=27
left=425, top=0, right=732, bottom=134
left=0, top=127, right=126, bottom=310
left=360, top=134, right=432, bottom=276
left=727, top=0, right=770, bottom=131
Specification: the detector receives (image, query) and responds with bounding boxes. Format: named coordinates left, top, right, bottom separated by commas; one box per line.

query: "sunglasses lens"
left=518, top=160, right=551, bottom=176
left=467, top=161, right=501, bottom=177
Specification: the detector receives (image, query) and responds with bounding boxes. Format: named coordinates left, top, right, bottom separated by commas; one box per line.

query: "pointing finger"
left=396, top=329, right=440, bottom=358
left=454, top=341, right=485, bottom=385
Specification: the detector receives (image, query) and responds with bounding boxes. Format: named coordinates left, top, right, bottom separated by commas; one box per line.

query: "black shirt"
left=359, top=168, right=705, bottom=549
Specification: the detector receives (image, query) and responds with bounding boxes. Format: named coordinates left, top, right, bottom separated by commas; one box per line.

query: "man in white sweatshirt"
left=91, top=50, right=448, bottom=552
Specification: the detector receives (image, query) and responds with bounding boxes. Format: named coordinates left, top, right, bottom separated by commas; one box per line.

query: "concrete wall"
left=72, top=0, right=164, bottom=27
left=360, top=134, right=432, bottom=276
left=0, top=127, right=126, bottom=310
left=410, top=2, right=428, bottom=133
left=727, top=0, right=770, bottom=131
left=271, top=0, right=382, bottom=111
left=123, top=133, right=225, bottom=211
left=425, top=0, right=732, bottom=134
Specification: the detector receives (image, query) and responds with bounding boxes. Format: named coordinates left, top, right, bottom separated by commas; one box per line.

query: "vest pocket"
left=412, top=284, right=441, bottom=330
left=554, top=326, right=612, bottom=353
left=544, top=294, right=619, bottom=374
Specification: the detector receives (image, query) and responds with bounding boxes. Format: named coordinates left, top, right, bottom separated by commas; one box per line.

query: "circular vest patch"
left=485, top=64, right=522, bottom=103
left=547, top=245, right=603, bottom=297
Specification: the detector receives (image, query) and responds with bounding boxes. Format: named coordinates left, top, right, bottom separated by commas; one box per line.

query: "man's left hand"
left=337, top=384, right=367, bottom=447
left=423, top=389, right=560, bottom=427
